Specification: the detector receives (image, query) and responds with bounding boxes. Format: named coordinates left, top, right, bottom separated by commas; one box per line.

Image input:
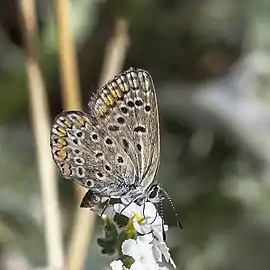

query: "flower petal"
left=137, top=234, right=153, bottom=244
left=151, top=217, right=164, bottom=241
left=113, top=203, right=133, bottom=218
left=170, top=258, right=176, bottom=268
left=110, top=260, right=123, bottom=270
left=122, top=239, right=140, bottom=260
left=114, top=202, right=142, bottom=218
left=152, top=245, right=162, bottom=263
left=133, top=219, right=151, bottom=234
left=142, top=202, right=158, bottom=223
left=152, top=239, right=176, bottom=268
left=129, top=202, right=141, bottom=213
left=130, top=261, right=145, bottom=270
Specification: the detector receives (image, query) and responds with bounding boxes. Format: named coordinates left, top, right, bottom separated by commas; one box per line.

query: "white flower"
left=152, top=238, right=176, bottom=268
left=122, top=234, right=159, bottom=270
left=110, top=260, right=125, bottom=270
left=112, top=201, right=176, bottom=269
left=114, top=201, right=163, bottom=236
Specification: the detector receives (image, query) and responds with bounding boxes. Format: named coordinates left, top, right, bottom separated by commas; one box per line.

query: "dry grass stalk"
left=54, top=1, right=95, bottom=269
left=18, top=0, right=64, bottom=268
left=55, top=11, right=129, bottom=268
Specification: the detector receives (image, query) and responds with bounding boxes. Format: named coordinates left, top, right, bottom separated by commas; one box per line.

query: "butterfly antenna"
left=161, top=187, right=183, bottom=230
left=158, top=202, right=167, bottom=241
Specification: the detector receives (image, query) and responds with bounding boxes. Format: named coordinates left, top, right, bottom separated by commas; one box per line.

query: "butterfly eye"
left=149, top=185, right=159, bottom=199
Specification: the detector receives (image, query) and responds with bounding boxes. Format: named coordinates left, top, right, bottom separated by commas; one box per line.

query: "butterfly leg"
left=119, top=194, right=144, bottom=215
left=100, top=197, right=112, bottom=217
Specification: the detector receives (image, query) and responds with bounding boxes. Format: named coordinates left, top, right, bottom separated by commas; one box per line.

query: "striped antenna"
left=160, top=187, right=183, bottom=230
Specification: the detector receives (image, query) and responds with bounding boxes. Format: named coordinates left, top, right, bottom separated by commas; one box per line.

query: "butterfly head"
left=146, top=184, right=164, bottom=204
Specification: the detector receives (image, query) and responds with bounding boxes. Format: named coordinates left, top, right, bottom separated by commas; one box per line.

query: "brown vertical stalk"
left=18, top=0, right=64, bottom=268
left=55, top=0, right=86, bottom=200
left=56, top=0, right=82, bottom=111
left=55, top=1, right=96, bottom=269
left=64, top=16, right=129, bottom=269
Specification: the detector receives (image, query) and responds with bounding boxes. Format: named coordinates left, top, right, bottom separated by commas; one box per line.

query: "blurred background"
left=1, top=0, right=270, bottom=269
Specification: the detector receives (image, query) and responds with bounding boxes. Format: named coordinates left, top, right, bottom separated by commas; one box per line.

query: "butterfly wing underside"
left=89, top=68, right=160, bottom=190
left=50, top=67, right=160, bottom=207
left=50, top=110, right=136, bottom=199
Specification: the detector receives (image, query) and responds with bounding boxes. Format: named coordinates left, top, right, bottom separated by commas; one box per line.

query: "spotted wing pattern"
left=88, top=67, right=160, bottom=189
left=50, top=110, right=136, bottom=197
left=50, top=67, right=160, bottom=199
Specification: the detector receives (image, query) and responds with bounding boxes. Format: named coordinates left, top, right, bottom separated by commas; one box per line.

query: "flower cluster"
left=98, top=199, right=176, bottom=270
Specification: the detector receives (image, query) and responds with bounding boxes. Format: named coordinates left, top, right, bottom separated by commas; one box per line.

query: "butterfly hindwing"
left=50, top=110, right=136, bottom=197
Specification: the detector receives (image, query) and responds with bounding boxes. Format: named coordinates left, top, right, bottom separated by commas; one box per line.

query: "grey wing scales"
left=88, top=68, right=160, bottom=190
left=50, top=110, right=136, bottom=197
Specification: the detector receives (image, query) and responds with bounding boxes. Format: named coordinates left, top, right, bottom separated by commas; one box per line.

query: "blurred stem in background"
left=18, top=0, right=64, bottom=268
left=55, top=0, right=130, bottom=269
left=55, top=0, right=92, bottom=269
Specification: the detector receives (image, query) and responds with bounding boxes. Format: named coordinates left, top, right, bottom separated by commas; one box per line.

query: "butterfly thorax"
left=118, top=183, right=163, bottom=205
left=111, top=183, right=145, bottom=201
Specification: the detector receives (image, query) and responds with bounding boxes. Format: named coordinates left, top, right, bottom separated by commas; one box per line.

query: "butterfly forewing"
left=88, top=68, right=160, bottom=189
left=50, top=110, right=136, bottom=197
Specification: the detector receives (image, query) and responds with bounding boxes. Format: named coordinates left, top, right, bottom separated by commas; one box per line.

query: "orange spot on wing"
left=123, top=83, right=129, bottom=92
left=115, top=89, right=123, bottom=98
left=62, top=163, right=72, bottom=176
left=107, top=94, right=115, bottom=105
left=98, top=106, right=107, bottom=116
left=57, top=127, right=67, bottom=136
left=64, top=120, right=72, bottom=128
left=56, top=149, right=67, bottom=161
left=56, top=138, right=67, bottom=148
left=111, top=89, right=118, bottom=98
left=76, top=117, right=85, bottom=127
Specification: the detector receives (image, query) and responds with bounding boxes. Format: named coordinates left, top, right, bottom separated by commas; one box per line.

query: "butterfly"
left=50, top=67, right=164, bottom=215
